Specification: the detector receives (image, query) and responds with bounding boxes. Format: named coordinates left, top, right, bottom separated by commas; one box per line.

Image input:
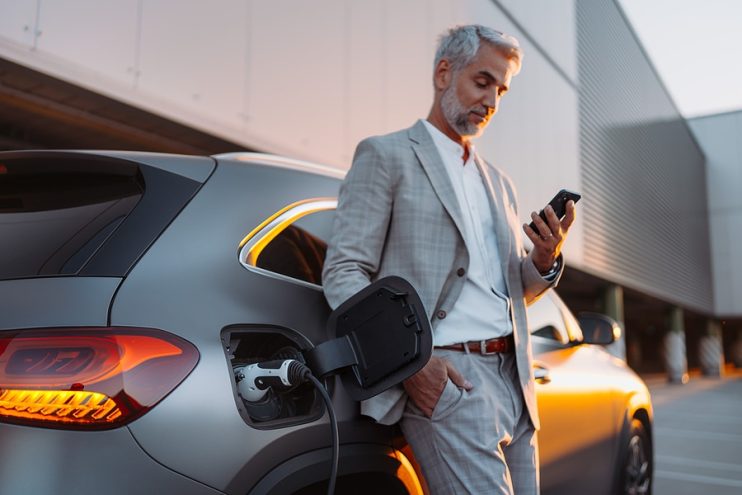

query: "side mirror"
left=532, top=325, right=562, bottom=341
left=305, top=276, right=432, bottom=401
left=578, top=312, right=621, bottom=346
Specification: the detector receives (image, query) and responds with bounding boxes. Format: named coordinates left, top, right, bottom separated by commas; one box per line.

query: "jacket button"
left=456, top=267, right=466, bottom=277
left=437, top=310, right=447, bottom=319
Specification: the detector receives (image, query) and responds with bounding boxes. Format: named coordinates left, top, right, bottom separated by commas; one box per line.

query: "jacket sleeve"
left=322, top=137, right=394, bottom=309
left=521, top=251, right=563, bottom=305
left=499, top=172, right=564, bottom=305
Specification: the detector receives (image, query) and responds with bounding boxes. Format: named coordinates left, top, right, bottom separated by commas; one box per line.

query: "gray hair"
left=434, top=25, right=523, bottom=75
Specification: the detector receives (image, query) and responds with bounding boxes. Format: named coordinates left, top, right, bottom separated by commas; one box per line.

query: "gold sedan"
left=529, top=291, right=653, bottom=495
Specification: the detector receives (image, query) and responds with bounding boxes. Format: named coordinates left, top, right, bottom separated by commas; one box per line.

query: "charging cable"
left=305, top=372, right=338, bottom=495
left=234, top=360, right=338, bottom=495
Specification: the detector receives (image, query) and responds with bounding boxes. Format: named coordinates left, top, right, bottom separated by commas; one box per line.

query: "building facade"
left=1, top=0, right=734, bottom=372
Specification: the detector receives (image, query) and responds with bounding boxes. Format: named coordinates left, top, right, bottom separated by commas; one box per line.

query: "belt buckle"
left=480, top=339, right=497, bottom=355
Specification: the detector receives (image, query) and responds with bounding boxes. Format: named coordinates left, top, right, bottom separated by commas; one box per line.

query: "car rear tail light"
left=0, top=327, right=198, bottom=430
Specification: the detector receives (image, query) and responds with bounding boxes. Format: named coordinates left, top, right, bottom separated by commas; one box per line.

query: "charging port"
left=221, top=325, right=326, bottom=429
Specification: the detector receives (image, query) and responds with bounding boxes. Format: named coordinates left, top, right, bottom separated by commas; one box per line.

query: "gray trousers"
left=400, top=348, right=539, bottom=494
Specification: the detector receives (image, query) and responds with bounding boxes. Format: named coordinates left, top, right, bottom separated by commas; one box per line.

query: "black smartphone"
left=528, top=189, right=581, bottom=232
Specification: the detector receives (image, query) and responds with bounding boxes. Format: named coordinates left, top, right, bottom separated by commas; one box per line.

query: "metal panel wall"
left=577, top=0, right=713, bottom=312
left=689, top=111, right=742, bottom=316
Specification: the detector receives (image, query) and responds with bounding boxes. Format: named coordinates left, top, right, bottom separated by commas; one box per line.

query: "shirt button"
left=456, top=267, right=466, bottom=277
left=437, top=310, right=447, bottom=319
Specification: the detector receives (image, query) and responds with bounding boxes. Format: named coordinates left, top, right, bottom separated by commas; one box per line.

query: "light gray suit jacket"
left=322, top=120, right=561, bottom=429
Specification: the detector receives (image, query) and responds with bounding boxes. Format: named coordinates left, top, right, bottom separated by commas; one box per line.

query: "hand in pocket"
left=403, top=356, right=473, bottom=418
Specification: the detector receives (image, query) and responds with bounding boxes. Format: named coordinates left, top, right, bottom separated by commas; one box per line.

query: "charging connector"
left=234, top=359, right=308, bottom=402
left=234, top=359, right=338, bottom=495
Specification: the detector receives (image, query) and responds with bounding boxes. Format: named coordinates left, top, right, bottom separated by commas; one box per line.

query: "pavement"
left=644, top=369, right=742, bottom=495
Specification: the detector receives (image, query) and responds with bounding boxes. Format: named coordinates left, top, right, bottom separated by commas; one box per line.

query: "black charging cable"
left=304, top=372, right=339, bottom=495
left=290, top=362, right=338, bottom=495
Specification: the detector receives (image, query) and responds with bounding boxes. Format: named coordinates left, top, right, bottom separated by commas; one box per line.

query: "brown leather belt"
left=437, top=334, right=515, bottom=355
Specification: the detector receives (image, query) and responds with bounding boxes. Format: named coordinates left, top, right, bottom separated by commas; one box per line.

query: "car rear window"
left=0, top=155, right=144, bottom=280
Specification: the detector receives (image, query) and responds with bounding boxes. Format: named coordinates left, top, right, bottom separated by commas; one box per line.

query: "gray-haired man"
left=323, top=25, right=576, bottom=494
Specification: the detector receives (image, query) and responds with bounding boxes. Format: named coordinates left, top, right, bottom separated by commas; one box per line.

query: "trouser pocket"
left=431, top=379, right=464, bottom=421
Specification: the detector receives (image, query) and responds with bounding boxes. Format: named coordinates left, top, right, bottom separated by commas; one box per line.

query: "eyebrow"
left=476, top=70, right=508, bottom=92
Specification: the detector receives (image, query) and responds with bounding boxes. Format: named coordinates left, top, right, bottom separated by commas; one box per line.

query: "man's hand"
left=523, top=200, right=576, bottom=274
left=403, top=356, right=473, bottom=418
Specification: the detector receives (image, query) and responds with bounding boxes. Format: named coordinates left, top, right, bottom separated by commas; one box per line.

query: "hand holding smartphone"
left=528, top=189, right=581, bottom=233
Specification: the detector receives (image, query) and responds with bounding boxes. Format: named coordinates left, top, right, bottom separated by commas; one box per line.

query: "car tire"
left=616, top=418, right=653, bottom=495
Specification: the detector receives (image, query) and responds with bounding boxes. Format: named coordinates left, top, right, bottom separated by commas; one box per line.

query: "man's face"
left=441, top=44, right=518, bottom=139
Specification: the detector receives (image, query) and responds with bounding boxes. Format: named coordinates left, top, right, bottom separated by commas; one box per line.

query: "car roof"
left=0, top=149, right=216, bottom=182
left=214, top=152, right=346, bottom=180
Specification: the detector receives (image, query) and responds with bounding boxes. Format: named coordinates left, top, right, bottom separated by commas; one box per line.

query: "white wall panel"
left=0, top=0, right=38, bottom=47
left=382, top=0, right=444, bottom=134
left=36, top=0, right=138, bottom=87
left=345, top=1, right=385, bottom=164
left=690, top=112, right=742, bottom=315
left=730, top=207, right=742, bottom=314
left=706, top=162, right=733, bottom=314
left=138, top=0, right=247, bottom=131
left=344, top=0, right=460, bottom=163
left=0, top=0, right=582, bottom=262
left=245, top=0, right=347, bottom=165
left=495, top=0, right=578, bottom=82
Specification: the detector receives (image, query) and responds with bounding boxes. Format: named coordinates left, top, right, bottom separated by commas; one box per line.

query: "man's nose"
left=482, top=101, right=496, bottom=118
left=484, top=91, right=499, bottom=115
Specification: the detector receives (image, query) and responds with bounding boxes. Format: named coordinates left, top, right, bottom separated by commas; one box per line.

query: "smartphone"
left=528, top=189, right=581, bottom=232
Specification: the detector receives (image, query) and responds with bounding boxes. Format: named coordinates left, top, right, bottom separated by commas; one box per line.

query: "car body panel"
left=536, top=345, right=622, bottom=493
left=0, top=422, right=224, bottom=495
left=245, top=443, right=417, bottom=495
left=0, top=277, right=121, bottom=329
left=109, top=159, right=400, bottom=491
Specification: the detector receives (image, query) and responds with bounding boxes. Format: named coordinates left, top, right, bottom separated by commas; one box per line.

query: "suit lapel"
left=474, top=155, right=513, bottom=284
left=474, top=155, right=529, bottom=351
left=408, top=121, right=467, bottom=240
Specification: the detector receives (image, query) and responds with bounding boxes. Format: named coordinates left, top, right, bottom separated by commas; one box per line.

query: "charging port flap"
left=305, top=276, right=432, bottom=401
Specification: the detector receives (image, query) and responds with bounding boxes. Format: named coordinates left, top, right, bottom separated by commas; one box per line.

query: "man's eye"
left=475, top=81, right=487, bottom=88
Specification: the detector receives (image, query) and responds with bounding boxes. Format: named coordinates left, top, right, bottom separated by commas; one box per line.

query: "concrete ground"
left=645, top=369, right=742, bottom=495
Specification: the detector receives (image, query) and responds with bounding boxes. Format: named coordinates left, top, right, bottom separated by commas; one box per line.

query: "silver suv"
left=0, top=150, right=652, bottom=495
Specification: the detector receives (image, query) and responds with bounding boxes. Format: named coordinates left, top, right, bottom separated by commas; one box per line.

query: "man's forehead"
left=466, top=50, right=516, bottom=83
left=471, top=44, right=519, bottom=68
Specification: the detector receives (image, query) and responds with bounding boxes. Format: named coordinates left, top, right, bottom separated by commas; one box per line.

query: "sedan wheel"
left=622, top=419, right=652, bottom=495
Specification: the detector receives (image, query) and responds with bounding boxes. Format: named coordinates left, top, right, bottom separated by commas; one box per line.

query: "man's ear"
left=433, top=59, right=452, bottom=91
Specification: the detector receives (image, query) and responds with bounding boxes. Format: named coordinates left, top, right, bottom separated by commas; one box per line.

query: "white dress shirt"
left=421, top=120, right=514, bottom=346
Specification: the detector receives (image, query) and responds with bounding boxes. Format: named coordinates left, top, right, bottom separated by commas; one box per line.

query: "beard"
left=441, top=83, right=486, bottom=139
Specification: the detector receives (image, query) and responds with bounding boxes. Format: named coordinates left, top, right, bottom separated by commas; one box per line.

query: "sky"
left=618, top=0, right=742, bottom=119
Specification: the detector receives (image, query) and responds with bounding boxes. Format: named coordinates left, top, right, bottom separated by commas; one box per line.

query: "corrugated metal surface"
left=576, top=0, right=713, bottom=312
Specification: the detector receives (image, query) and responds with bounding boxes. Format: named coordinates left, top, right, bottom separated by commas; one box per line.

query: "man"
left=323, top=25, right=575, bottom=494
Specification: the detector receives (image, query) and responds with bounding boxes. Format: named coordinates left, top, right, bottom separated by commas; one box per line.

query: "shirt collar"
left=421, top=119, right=476, bottom=165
